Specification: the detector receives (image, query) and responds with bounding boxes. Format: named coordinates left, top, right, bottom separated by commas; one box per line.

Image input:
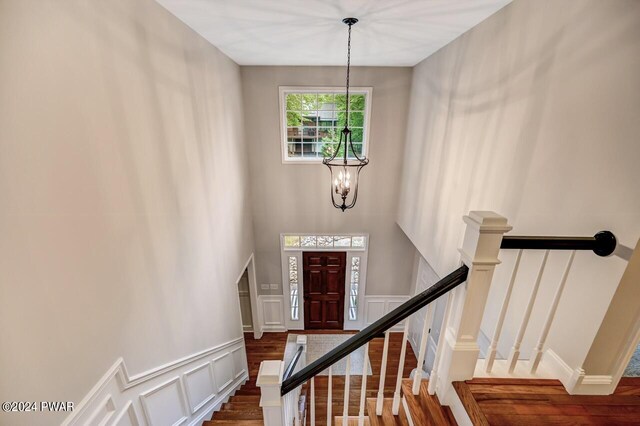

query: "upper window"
left=279, top=87, right=372, bottom=163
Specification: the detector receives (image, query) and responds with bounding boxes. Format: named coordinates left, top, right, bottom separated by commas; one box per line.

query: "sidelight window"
left=289, top=256, right=299, bottom=320
left=349, top=256, right=361, bottom=320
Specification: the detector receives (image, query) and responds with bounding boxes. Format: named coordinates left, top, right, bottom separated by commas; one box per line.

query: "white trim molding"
left=63, top=337, right=248, bottom=426
left=540, top=349, right=576, bottom=389
left=540, top=349, right=619, bottom=395
left=258, top=295, right=287, bottom=332
left=364, top=296, right=411, bottom=331
left=280, top=233, right=370, bottom=331
left=278, top=86, right=373, bottom=164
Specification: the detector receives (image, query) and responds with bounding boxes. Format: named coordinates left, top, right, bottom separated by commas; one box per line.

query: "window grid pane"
left=284, top=235, right=300, bottom=248
left=289, top=256, right=299, bottom=320
left=284, top=90, right=367, bottom=160
left=317, top=236, right=333, bottom=247
left=352, top=236, right=365, bottom=248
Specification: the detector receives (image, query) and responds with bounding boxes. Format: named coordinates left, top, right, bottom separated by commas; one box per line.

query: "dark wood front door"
left=303, top=252, right=346, bottom=330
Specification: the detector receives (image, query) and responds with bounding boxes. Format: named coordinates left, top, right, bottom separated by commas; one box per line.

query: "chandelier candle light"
left=323, top=17, right=369, bottom=211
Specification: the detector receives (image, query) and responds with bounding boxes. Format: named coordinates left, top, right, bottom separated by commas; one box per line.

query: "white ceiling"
left=156, top=0, right=512, bottom=67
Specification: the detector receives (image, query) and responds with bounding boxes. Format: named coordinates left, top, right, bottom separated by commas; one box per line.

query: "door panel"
left=326, top=270, right=343, bottom=293
left=303, top=252, right=346, bottom=330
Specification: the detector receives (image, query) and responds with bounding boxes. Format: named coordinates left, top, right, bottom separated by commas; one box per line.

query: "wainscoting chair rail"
left=500, top=230, right=616, bottom=256
left=280, top=264, right=469, bottom=395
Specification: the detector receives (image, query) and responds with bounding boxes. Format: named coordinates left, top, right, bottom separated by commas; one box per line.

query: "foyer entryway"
left=303, top=252, right=346, bottom=330
left=284, top=334, right=373, bottom=376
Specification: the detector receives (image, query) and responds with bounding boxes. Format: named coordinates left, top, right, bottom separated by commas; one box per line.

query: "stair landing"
left=454, top=377, right=640, bottom=425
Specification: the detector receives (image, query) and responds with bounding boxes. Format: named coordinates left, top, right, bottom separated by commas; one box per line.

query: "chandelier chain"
left=345, top=21, right=352, bottom=122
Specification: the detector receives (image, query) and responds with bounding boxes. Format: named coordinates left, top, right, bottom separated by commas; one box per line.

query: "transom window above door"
left=279, top=87, right=372, bottom=163
left=283, top=234, right=367, bottom=250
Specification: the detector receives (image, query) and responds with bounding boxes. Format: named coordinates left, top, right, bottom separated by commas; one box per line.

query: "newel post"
left=257, top=360, right=285, bottom=426
left=435, top=211, right=511, bottom=405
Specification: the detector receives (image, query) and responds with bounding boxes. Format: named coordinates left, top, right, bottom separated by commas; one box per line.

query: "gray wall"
left=241, top=66, right=417, bottom=296
left=397, top=0, right=640, bottom=369
left=0, top=1, right=254, bottom=424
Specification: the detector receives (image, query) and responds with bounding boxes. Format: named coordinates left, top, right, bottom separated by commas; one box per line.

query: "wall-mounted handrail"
left=280, top=264, right=469, bottom=395
left=500, top=231, right=616, bottom=257
left=283, top=345, right=304, bottom=382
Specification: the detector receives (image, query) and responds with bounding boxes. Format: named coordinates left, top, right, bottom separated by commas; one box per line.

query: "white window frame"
left=278, top=86, right=373, bottom=164
left=280, top=233, right=369, bottom=331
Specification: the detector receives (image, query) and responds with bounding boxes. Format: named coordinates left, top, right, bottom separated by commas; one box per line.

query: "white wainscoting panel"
left=62, top=337, right=248, bottom=426
left=212, top=352, right=235, bottom=392
left=258, top=295, right=286, bottom=332
left=232, top=347, right=248, bottom=379
left=113, top=401, right=139, bottom=426
left=364, top=296, right=411, bottom=331
left=140, top=376, right=189, bottom=426
left=183, top=362, right=217, bottom=414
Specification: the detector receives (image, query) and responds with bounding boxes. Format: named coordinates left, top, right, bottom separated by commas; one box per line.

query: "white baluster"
left=343, top=354, right=351, bottom=426
left=358, top=343, right=369, bottom=426
left=376, top=331, right=390, bottom=415
left=295, top=391, right=300, bottom=426
left=530, top=250, right=576, bottom=373
left=485, top=249, right=523, bottom=373
left=507, top=250, right=550, bottom=373
left=311, top=377, right=315, bottom=426
left=392, top=319, right=410, bottom=415
left=412, top=303, right=435, bottom=394
left=327, top=365, right=332, bottom=426
left=428, top=293, right=454, bottom=395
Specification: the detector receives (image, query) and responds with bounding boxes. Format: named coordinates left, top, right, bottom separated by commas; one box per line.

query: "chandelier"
left=322, top=17, right=369, bottom=211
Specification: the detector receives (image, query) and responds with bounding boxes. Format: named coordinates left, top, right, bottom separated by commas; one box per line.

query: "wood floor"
left=205, top=331, right=420, bottom=425
left=455, top=377, right=640, bottom=425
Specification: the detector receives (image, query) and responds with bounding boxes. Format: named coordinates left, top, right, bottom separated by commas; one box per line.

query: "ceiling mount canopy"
left=323, top=17, right=369, bottom=212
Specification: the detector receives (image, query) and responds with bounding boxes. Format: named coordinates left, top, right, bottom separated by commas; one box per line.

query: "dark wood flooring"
left=205, top=331, right=420, bottom=425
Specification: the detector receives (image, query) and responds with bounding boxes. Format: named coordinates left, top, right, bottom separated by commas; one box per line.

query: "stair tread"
left=204, top=420, right=264, bottom=425
left=211, top=409, right=263, bottom=421
left=452, top=381, right=490, bottom=426
left=366, top=398, right=409, bottom=426
left=334, top=415, right=371, bottom=425
left=401, top=379, right=454, bottom=426
left=229, top=395, right=261, bottom=402
left=419, top=380, right=451, bottom=425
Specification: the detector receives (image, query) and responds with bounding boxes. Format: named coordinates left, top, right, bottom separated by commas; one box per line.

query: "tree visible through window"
left=280, top=88, right=371, bottom=162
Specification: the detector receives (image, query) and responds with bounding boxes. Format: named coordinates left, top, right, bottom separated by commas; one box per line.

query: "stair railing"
left=481, top=231, right=616, bottom=376
left=256, top=211, right=619, bottom=425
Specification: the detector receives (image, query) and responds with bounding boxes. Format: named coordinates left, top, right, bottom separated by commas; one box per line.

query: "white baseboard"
left=541, top=349, right=618, bottom=395
left=540, top=349, right=574, bottom=388
left=567, top=368, right=616, bottom=395
left=448, top=385, right=473, bottom=426
left=63, top=337, right=248, bottom=426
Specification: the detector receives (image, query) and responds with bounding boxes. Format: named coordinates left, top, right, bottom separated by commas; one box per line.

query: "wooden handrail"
left=280, top=264, right=469, bottom=395
left=501, top=231, right=616, bottom=257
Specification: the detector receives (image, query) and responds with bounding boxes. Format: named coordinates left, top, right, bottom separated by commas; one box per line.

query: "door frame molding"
left=280, top=233, right=369, bottom=331
left=236, top=253, right=261, bottom=339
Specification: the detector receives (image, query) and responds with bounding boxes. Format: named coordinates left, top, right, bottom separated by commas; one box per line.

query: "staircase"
left=204, top=379, right=263, bottom=425
left=204, top=377, right=455, bottom=425
left=204, top=211, right=638, bottom=425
